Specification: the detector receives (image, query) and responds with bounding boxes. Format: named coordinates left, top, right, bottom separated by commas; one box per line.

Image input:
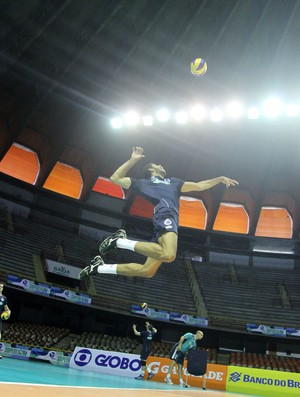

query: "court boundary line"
left=0, top=381, right=200, bottom=392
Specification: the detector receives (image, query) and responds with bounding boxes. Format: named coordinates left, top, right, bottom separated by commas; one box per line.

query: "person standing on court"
left=78, top=146, right=238, bottom=280
left=133, top=321, right=157, bottom=380
left=0, top=282, right=11, bottom=359
left=165, top=330, right=204, bottom=387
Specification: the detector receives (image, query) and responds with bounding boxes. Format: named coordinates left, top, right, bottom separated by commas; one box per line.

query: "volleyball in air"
left=191, top=58, right=207, bottom=76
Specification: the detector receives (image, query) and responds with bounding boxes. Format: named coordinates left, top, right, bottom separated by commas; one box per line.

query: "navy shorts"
left=141, top=346, right=151, bottom=361
left=170, top=343, right=185, bottom=366
left=152, top=209, right=179, bottom=241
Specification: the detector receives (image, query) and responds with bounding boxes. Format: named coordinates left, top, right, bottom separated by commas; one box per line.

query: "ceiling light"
left=247, top=107, right=260, bottom=120
left=285, top=104, right=299, bottom=117
left=156, top=108, right=170, bottom=122
left=124, top=111, right=139, bottom=126
left=210, top=108, right=223, bottom=122
left=111, top=118, right=123, bottom=129
left=263, top=98, right=283, bottom=118
left=190, top=105, right=206, bottom=121
left=175, top=111, right=188, bottom=124
left=226, top=101, right=244, bottom=118
left=142, top=115, right=154, bottom=126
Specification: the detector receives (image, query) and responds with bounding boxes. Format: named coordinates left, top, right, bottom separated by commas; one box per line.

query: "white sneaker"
left=164, top=377, right=173, bottom=385
left=180, top=382, right=189, bottom=388
left=78, top=256, right=104, bottom=280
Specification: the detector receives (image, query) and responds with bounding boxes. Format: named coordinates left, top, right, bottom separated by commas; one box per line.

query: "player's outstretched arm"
left=132, top=324, right=141, bottom=336
left=181, top=176, right=239, bottom=193
left=110, top=146, right=145, bottom=189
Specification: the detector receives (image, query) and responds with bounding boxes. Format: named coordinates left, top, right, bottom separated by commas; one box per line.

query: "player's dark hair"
left=140, top=163, right=153, bottom=179
left=147, top=323, right=154, bottom=331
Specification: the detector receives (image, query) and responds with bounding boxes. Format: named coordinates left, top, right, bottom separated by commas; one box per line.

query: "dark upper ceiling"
left=0, top=0, right=300, bottom=235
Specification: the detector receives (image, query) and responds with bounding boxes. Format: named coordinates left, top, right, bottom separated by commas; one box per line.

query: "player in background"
left=165, top=330, right=204, bottom=387
left=133, top=321, right=157, bottom=380
left=0, top=282, right=11, bottom=359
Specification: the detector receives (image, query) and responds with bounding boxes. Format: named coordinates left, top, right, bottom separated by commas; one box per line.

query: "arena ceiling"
left=1, top=0, right=300, bottom=236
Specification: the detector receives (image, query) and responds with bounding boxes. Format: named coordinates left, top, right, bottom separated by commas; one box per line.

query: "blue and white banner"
left=7, top=275, right=51, bottom=297
left=131, top=305, right=170, bottom=321
left=169, top=313, right=208, bottom=327
left=50, top=286, right=91, bottom=305
left=247, top=324, right=286, bottom=337
left=0, top=342, right=31, bottom=360
left=70, top=347, right=141, bottom=377
left=30, top=347, right=71, bottom=366
left=46, top=260, right=80, bottom=280
left=286, top=328, right=300, bottom=337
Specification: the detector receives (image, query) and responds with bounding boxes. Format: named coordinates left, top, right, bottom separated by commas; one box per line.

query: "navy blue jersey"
left=130, top=176, right=184, bottom=216
left=140, top=330, right=155, bottom=349
left=0, top=294, right=8, bottom=315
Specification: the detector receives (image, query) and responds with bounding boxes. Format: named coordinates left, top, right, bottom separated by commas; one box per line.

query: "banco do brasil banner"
left=227, top=365, right=300, bottom=397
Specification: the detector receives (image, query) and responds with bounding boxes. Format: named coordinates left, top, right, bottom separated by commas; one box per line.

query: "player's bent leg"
left=78, top=232, right=178, bottom=279
left=134, top=232, right=178, bottom=262
left=116, top=257, right=163, bottom=278
left=157, top=232, right=178, bottom=262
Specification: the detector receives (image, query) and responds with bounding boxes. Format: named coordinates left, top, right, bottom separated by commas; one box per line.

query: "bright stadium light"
left=111, top=117, right=123, bottom=129
left=123, top=111, right=139, bottom=126
left=142, top=115, right=154, bottom=126
left=156, top=108, right=170, bottom=122
left=226, top=101, right=244, bottom=118
left=285, top=104, right=299, bottom=117
left=175, top=111, right=188, bottom=124
left=247, top=107, right=260, bottom=120
left=190, top=104, right=206, bottom=121
left=210, top=108, right=223, bottom=122
left=263, top=98, right=283, bottom=118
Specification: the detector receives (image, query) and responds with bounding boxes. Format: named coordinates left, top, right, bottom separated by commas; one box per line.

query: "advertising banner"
left=286, top=328, right=300, bottom=337
left=0, top=342, right=31, bottom=360
left=30, top=347, right=71, bottom=367
left=70, top=347, right=227, bottom=390
left=131, top=305, right=170, bottom=321
left=70, top=347, right=141, bottom=377
left=46, top=260, right=80, bottom=280
left=50, top=286, right=91, bottom=305
left=169, top=313, right=208, bottom=327
left=227, top=365, right=300, bottom=397
left=247, top=324, right=286, bottom=337
left=146, top=357, right=227, bottom=390
left=7, top=275, right=51, bottom=297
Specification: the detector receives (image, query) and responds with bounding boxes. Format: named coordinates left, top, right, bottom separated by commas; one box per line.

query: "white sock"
left=97, top=264, right=117, bottom=275
left=116, top=238, right=137, bottom=251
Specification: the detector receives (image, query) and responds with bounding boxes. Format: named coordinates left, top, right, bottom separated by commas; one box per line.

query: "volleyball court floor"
left=0, top=357, right=263, bottom=397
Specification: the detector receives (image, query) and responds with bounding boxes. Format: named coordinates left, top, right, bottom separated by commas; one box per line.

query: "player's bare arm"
left=177, top=335, right=185, bottom=351
left=181, top=176, right=239, bottom=193
left=132, top=324, right=141, bottom=336
left=110, top=146, right=145, bottom=189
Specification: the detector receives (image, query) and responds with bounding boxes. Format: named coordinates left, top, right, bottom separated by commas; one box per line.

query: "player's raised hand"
left=220, top=176, right=239, bottom=188
left=131, top=146, right=145, bottom=161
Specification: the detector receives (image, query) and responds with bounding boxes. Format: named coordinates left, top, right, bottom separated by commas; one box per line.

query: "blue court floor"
left=0, top=357, right=263, bottom=397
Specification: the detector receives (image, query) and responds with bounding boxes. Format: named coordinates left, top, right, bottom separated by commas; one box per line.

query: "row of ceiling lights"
left=110, top=98, right=300, bottom=128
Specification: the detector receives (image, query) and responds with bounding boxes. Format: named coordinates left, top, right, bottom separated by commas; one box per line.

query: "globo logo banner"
left=70, top=347, right=141, bottom=377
